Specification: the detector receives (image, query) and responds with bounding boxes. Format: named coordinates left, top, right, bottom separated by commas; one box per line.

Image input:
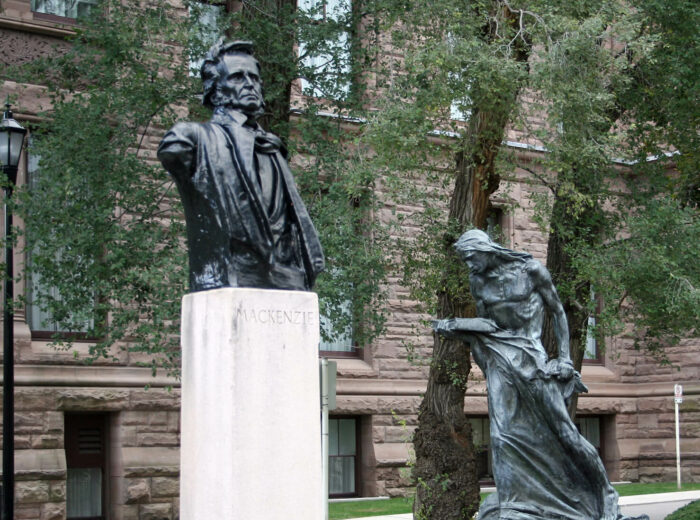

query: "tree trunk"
left=412, top=5, right=531, bottom=514
left=412, top=106, right=511, bottom=520
left=541, top=190, right=602, bottom=419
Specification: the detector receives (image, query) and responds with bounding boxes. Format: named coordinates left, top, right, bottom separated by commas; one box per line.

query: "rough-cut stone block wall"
left=15, top=471, right=65, bottom=520
left=1, top=386, right=182, bottom=520
left=606, top=333, right=700, bottom=483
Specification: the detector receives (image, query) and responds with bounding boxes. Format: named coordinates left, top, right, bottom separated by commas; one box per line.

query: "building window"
left=31, top=0, right=97, bottom=19
left=486, top=206, right=506, bottom=243
left=584, top=290, right=603, bottom=363
left=319, top=298, right=356, bottom=357
left=445, top=32, right=471, bottom=122
left=298, top=0, right=352, bottom=100
left=449, top=72, right=470, bottom=122
left=468, top=415, right=603, bottom=482
left=319, top=266, right=357, bottom=357
left=329, top=417, right=358, bottom=496
left=65, top=414, right=107, bottom=520
left=26, top=144, right=94, bottom=337
left=584, top=315, right=598, bottom=361
left=575, top=416, right=601, bottom=456
left=189, top=1, right=227, bottom=76
left=467, top=416, right=493, bottom=482
left=28, top=268, right=93, bottom=337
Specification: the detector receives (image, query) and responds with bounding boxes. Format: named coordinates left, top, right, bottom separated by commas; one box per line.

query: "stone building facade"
left=1, top=1, right=699, bottom=519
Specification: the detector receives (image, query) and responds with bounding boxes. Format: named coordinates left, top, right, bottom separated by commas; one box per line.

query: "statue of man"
left=435, top=230, right=647, bottom=520
left=158, top=41, right=324, bottom=292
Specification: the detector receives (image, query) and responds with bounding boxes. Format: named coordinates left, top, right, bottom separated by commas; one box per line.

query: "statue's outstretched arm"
left=433, top=317, right=499, bottom=340
left=529, top=261, right=577, bottom=385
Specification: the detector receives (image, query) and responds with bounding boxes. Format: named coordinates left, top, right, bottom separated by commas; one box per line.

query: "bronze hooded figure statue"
left=435, top=230, right=647, bottom=520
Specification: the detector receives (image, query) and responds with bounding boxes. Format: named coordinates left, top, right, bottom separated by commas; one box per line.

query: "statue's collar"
left=211, top=107, right=286, bottom=157
left=211, top=108, right=259, bottom=130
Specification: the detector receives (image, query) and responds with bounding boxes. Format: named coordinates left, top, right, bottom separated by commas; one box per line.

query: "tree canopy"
left=4, top=0, right=697, bottom=517
left=359, top=0, right=699, bottom=517
left=9, top=0, right=391, bottom=375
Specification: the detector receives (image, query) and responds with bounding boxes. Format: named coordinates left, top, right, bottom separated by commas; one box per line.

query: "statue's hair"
left=455, top=229, right=532, bottom=263
left=200, top=39, right=264, bottom=115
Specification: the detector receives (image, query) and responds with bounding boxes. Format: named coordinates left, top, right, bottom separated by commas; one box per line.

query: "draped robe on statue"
left=469, top=328, right=622, bottom=520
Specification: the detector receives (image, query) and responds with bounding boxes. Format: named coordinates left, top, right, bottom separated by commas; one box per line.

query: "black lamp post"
left=0, top=102, right=27, bottom=520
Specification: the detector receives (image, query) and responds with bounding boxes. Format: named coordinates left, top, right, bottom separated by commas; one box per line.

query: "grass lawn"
left=664, top=500, right=700, bottom=520
left=329, top=497, right=413, bottom=520
left=328, top=482, right=700, bottom=519
left=615, top=482, right=700, bottom=497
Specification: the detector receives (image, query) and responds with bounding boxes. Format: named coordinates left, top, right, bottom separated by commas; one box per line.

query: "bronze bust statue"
left=158, top=41, right=324, bottom=292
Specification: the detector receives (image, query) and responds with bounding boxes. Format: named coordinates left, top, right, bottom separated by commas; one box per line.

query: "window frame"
left=188, top=0, right=233, bottom=77
left=65, top=413, right=108, bottom=520
left=466, top=415, right=494, bottom=484
left=319, top=346, right=359, bottom=358
left=30, top=0, right=98, bottom=23
left=319, top=296, right=358, bottom=358
left=24, top=135, right=99, bottom=341
left=328, top=415, right=360, bottom=498
left=297, top=0, right=354, bottom=101
left=583, top=293, right=604, bottom=365
left=574, top=414, right=603, bottom=457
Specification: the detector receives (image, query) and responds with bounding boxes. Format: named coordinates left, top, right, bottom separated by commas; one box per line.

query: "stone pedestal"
left=180, top=288, right=322, bottom=520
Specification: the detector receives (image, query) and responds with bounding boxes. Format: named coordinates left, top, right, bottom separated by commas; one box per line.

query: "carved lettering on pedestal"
left=234, top=308, right=316, bottom=326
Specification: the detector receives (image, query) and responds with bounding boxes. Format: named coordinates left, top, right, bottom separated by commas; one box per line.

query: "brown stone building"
left=1, top=1, right=699, bottom=519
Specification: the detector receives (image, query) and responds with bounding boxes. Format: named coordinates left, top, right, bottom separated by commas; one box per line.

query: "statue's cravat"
left=254, top=129, right=283, bottom=154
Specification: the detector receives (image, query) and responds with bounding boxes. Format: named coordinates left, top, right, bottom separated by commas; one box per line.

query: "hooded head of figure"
left=454, top=229, right=532, bottom=273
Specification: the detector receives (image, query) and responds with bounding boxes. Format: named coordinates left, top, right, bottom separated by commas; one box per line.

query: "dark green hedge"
left=665, top=500, right=700, bottom=520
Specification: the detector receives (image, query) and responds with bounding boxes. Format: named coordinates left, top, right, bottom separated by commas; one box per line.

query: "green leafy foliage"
left=10, top=0, right=392, bottom=374
left=575, top=195, right=699, bottom=357
left=14, top=0, right=194, bottom=374
left=361, top=4, right=699, bottom=515
left=365, top=0, right=700, bottom=364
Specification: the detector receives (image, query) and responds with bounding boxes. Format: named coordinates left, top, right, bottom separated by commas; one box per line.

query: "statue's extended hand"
left=432, top=319, right=458, bottom=337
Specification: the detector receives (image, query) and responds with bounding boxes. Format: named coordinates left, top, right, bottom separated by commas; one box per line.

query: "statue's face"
left=462, top=250, right=494, bottom=274
left=217, top=53, right=263, bottom=116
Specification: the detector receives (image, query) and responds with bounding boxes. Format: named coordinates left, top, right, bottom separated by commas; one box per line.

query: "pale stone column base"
left=180, top=288, right=322, bottom=520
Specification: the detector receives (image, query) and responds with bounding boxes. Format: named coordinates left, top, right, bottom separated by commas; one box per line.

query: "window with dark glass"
left=31, top=0, right=96, bottom=19
left=65, top=414, right=107, bottom=520
left=467, top=416, right=493, bottom=482
left=486, top=206, right=505, bottom=244
left=26, top=143, right=94, bottom=337
left=328, top=417, right=358, bottom=496
left=575, top=416, right=601, bottom=456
